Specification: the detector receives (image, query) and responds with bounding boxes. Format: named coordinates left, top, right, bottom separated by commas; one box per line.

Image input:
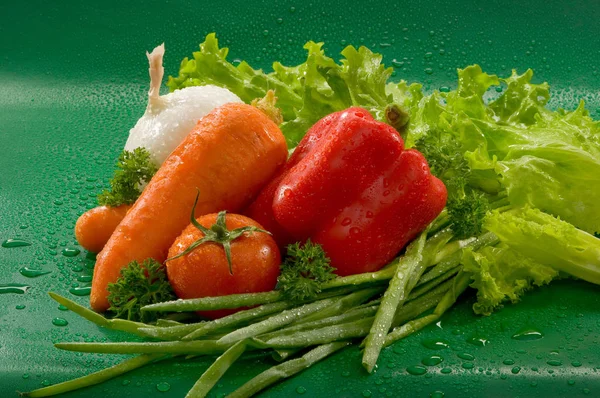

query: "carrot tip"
left=252, top=90, right=283, bottom=125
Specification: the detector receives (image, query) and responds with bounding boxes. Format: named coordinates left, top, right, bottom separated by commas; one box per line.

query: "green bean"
left=155, top=319, right=185, bottom=327
left=384, top=271, right=471, bottom=347
left=290, top=287, right=383, bottom=326
left=48, top=292, right=153, bottom=337
left=142, top=291, right=282, bottom=313
left=418, top=232, right=498, bottom=286
left=264, top=305, right=379, bottom=339
left=22, top=354, right=166, bottom=397
left=257, top=317, right=373, bottom=349
left=55, top=340, right=228, bottom=355
left=362, top=227, right=452, bottom=373
left=271, top=348, right=302, bottom=362
left=217, top=296, right=345, bottom=345
left=139, top=301, right=293, bottom=341
left=228, top=342, right=350, bottom=398
left=410, top=266, right=460, bottom=299
left=185, top=341, right=247, bottom=398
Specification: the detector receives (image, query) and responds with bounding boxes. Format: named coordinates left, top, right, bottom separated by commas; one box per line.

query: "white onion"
left=124, top=44, right=242, bottom=165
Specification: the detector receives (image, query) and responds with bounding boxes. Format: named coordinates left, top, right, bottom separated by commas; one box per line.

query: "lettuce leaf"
left=484, top=207, right=600, bottom=285
left=167, top=33, right=420, bottom=146
left=407, top=65, right=600, bottom=233
left=462, top=244, right=558, bottom=316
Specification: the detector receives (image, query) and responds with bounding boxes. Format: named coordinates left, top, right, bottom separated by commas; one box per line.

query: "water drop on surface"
left=457, top=353, right=474, bottom=361
left=568, top=380, right=576, bottom=386
left=572, top=361, right=582, bottom=367
left=362, top=390, right=372, bottom=397
left=0, top=284, right=31, bottom=294
left=440, top=368, right=452, bottom=374
left=430, top=392, right=444, bottom=398
left=58, top=304, right=69, bottom=311
left=512, top=326, right=544, bottom=341
left=16, top=304, right=25, bottom=310
left=2, top=238, right=32, bottom=248
left=156, top=382, right=171, bottom=392
left=69, top=286, right=92, bottom=296
left=296, top=386, right=306, bottom=394
left=52, top=318, right=68, bottom=327
left=503, top=359, right=515, bottom=365
left=466, top=335, right=489, bottom=347
left=422, top=339, right=450, bottom=350
left=62, top=248, right=81, bottom=257
left=22, top=373, right=29, bottom=379
left=547, top=359, right=562, bottom=366
left=462, top=363, right=474, bottom=370
left=511, top=366, right=521, bottom=374
left=422, top=355, right=444, bottom=366
left=407, top=365, right=428, bottom=375
left=19, top=267, right=51, bottom=278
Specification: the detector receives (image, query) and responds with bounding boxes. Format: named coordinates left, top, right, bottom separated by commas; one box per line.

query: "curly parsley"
left=107, top=258, right=175, bottom=323
left=277, top=240, right=336, bottom=304
left=98, top=147, right=158, bottom=207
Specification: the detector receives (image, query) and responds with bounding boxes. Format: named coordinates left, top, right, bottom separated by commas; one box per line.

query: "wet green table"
left=1, top=1, right=599, bottom=397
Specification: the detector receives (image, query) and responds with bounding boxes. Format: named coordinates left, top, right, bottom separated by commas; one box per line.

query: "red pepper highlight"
left=246, top=107, right=447, bottom=276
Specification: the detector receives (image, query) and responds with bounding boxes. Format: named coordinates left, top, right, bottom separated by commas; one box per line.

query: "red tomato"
left=166, top=213, right=280, bottom=319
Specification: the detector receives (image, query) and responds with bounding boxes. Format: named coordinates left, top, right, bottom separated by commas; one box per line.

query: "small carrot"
left=90, top=93, right=288, bottom=312
left=75, top=205, right=131, bottom=253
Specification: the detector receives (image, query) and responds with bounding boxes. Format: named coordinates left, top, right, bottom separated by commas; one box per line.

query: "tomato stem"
left=165, top=190, right=271, bottom=274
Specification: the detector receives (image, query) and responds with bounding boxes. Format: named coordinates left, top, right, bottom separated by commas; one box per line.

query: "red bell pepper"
left=246, top=107, right=447, bottom=276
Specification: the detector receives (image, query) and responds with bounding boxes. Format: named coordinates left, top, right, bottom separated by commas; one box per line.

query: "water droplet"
left=572, top=361, right=582, bottom=367
left=422, top=339, right=450, bottom=350
left=512, top=326, right=544, bottom=341
left=362, top=390, right=372, bottom=397
left=122, top=379, right=131, bottom=386
left=466, top=335, right=489, bottom=347
left=19, top=267, right=51, bottom=278
left=41, top=380, right=51, bottom=387
left=568, top=380, right=576, bottom=386
left=511, top=366, right=521, bottom=374
left=0, top=284, right=31, bottom=294
left=76, top=275, right=92, bottom=283
left=52, top=318, right=68, bottom=327
left=341, top=218, right=352, bottom=226
left=58, top=304, right=69, bottom=311
left=69, top=286, right=91, bottom=296
left=407, top=365, right=428, bottom=375
left=62, top=248, right=81, bottom=257
left=296, top=386, right=307, bottom=395
left=422, top=355, right=444, bottom=366
left=156, top=382, right=171, bottom=392
left=16, top=304, right=25, bottom=310
left=500, top=374, right=508, bottom=380
left=2, top=238, right=31, bottom=248
left=547, top=359, right=563, bottom=366
left=22, top=373, right=29, bottom=379
left=430, top=392, right=444, bottom=398
left=457, top=353, right=474, bottom=361
left=462, top=362, right=474, bottom=370
left=440, top=367, right=452, bottom=374
left=503, top=359, right=515, bottom=365
left=583, top=388, right=591, bottom=395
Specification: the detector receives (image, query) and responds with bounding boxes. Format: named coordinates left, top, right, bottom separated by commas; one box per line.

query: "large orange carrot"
left=91, top=100, right=288, bottom=311
left=75, top=205, right=131, bottom=253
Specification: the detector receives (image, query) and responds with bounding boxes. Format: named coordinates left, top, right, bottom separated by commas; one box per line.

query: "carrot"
left=75, top=205, right=131, bottom=253
left=90, top=96, right=288, bottom=312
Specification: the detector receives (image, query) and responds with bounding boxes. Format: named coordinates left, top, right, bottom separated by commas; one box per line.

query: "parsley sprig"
left=278, top=240, right=336, bottom=304
left=98, top=147, right=158, bottom=207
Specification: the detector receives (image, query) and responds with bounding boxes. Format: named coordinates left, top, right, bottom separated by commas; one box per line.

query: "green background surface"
left=1, top=1, right=600, bottom=397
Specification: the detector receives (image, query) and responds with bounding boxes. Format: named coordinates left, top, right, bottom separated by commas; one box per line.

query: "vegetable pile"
left=25, top=33, right=600, bottom=398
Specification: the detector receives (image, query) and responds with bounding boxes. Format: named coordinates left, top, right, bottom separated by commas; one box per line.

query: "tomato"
left=166, top=212, right=281, bottom=319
